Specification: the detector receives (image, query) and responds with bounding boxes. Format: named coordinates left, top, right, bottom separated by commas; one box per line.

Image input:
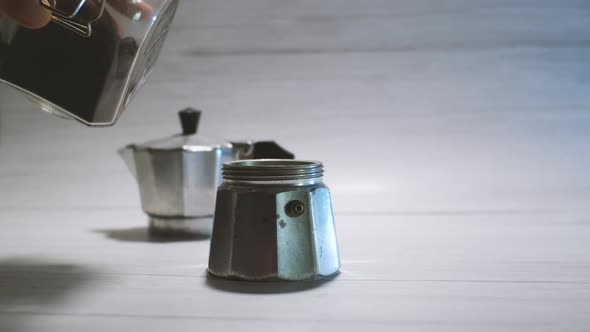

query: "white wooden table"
left=1, top=1, right=589, bottom=331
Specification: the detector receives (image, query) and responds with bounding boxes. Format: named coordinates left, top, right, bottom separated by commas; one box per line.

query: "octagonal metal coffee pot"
left=118, top=108, right=294, bottom=237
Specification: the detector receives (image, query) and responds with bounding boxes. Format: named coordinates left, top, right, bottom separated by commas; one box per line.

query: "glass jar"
left=0, top=0, right=178, bottom=126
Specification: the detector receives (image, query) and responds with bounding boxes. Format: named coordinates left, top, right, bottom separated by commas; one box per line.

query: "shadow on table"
left=205, top=273, right=338, bottom=294
left=95, top=227, right=210, bottom=243
left=0, top=258, right=95, bottom=331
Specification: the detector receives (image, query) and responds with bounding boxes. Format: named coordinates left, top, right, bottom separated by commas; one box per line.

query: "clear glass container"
left=0, top=0, right=178, bottom=126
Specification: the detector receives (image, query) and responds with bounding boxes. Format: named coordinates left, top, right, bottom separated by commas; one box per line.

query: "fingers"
left=108, top=0, right=153, bottom=22
left=0, top=0, right=51, bottom=29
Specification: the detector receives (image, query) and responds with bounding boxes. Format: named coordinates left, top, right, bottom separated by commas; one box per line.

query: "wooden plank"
left=1, top=47, right=589, bottom=213
left=1, top=214, right=589, bottom=330
left=1, top=0, right=589, bottom=331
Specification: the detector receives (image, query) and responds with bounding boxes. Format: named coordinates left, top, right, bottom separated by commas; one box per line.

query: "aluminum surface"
left=208, top=160, right=341, bottom=281
left=0, top=0, right=178, bottom=126
left=120, top=142, right=234, bottom=237
left=119, top=109, right=294, bottom=237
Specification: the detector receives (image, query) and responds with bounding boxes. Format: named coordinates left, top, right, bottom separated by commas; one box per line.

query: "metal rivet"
left=285, top=200, right=305, bottom=217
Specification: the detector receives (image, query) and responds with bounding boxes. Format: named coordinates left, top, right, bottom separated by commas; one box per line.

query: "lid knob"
left=179, top=108, right=201, bottom=135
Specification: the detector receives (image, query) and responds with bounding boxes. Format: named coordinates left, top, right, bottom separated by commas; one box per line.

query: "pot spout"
left=117, top=145, right=137, bottom=179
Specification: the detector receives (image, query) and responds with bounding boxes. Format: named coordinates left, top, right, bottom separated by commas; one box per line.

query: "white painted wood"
left=1, top=0, right=589, bottom=331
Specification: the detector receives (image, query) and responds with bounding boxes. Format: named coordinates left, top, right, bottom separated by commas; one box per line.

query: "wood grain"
left=1, top=0, right=589, bottom=331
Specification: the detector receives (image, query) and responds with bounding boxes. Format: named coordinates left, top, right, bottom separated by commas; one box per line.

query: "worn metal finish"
left=119, top=133, right=240, bottom=236
left=208, top=160, right=340, bottom=281
left=124, top=143, right=235, bottom=237
left=149, top=215, right=213, bottom=237
left=0, top=0, right=178, bottom=126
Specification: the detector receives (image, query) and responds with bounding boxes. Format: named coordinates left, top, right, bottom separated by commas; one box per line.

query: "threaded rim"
left=222, top=159, right=324, bottom=181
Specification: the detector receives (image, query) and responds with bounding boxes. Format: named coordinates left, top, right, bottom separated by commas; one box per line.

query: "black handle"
left=252, top=141, right=295, bottom=159
left=178, top=108, right=201, bottom=135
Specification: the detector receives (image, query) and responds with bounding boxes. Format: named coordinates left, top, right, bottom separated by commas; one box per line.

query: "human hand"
left=0, top=0, right=51, bottom=29
left=0, top=0, right=153, bottom=31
